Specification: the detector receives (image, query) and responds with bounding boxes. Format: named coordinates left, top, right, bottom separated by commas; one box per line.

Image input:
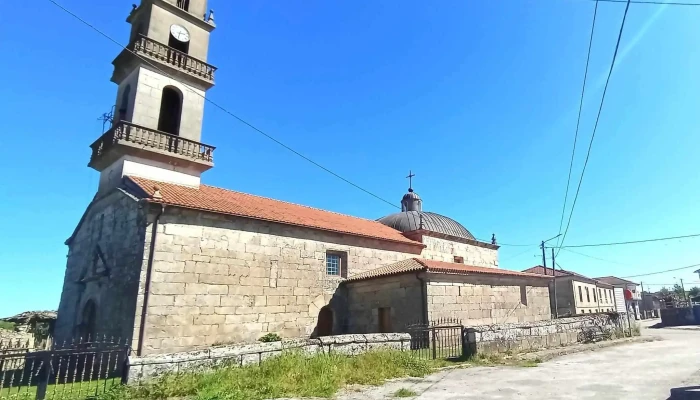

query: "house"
left=594, top=276, right=641, bottom=319
left=53, top=0, right=551, bottom=356
left=522, top=266, right=615, bottom=317
left=0, top=311, right=56, bottom=349
left=641, top=292, right=661, bottom=319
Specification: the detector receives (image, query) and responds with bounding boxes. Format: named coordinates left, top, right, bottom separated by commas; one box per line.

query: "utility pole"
left=541, top=241, right=547, bottom=275
left=640, top=281, right=645, bottom=319
left=681, top=278, right=688, bottom=303
left=551, top=247, right=558, bottom=318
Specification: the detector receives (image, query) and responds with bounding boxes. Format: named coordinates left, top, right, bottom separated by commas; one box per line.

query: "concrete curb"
left=518, top=335, right=661, bottom=362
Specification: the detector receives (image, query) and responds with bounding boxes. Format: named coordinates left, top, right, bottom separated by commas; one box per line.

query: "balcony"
left=112, top=35, right=217, bottom=88
left=89, top=121, right=215, bottom=171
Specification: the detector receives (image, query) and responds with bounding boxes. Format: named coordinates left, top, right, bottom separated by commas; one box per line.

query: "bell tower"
left=89, top=0, right=217, bottom=191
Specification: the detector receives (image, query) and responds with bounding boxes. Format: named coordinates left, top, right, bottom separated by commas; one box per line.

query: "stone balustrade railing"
left=90, top=121, right=215, bottom=164
left=132, top=34, right=216, bottom=83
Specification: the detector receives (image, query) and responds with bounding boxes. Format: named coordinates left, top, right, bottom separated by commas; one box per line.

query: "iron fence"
left=405, top=318, right=465, bottom=360
left=0, top=336, right=129, bottom=400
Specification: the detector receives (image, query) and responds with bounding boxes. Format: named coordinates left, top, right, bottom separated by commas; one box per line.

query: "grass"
left=0, top=379, right=121, bottom=400
left=98, top=350, right=436, bottom=400
left=0, top=321, right=15, bottom=331
left=393, top=388, right=418, bottom=397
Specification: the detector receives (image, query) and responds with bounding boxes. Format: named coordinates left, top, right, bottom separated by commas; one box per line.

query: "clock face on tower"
left=170, top=24, right=190, bottom=42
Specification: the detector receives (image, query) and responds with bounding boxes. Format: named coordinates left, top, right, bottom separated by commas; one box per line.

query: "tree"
left=659, top=287, right=670, bottom=296
left=689, top=287, right=700, bottom=298
left=673, top=284, right=685, bottom=298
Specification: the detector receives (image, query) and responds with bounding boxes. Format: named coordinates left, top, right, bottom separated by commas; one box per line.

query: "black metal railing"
left=0, top=336, right=129, bottom=400
left=405, top=318, right=464, bottom=360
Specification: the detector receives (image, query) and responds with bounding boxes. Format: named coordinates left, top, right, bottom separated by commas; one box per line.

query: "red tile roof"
left=347, top=258, right=552, bottom=282
left=522, top=265, right=574, bottom=278
left=127, top=177, right=423, bottom=247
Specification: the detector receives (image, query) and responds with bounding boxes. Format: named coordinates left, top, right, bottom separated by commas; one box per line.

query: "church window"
left=157, top=86, right=183, bottom=135
left=585, top=287, right=590, bottom=303
left=118, top=85, right=131, bottom=122
left=326, top=254, right=340, bottom=276
left=378, top=307, right=392, bottom=333
left=520, top=285, right=528, bottom=306
left=578, top=286, right=583, bottom=303
left=593, top=288, right=597, bottom=302
left=325, top=251, right=347, bottom=277
left=454, top=256, right=464, bottom=264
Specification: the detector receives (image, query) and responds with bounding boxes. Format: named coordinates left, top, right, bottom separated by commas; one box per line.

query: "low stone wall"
left=464, top=314, right=627, bottom=355
left=127, top=333, right=411, bottom=384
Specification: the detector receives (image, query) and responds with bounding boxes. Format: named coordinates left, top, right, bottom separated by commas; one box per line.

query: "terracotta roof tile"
left=346, top=258, right=552, bottom=282
left=126, top=177, right=422, bottom=247
left=522, top=266, right=573, bottom=278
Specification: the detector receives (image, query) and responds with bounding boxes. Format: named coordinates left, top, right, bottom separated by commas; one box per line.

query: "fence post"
left=431, top=326, right=437, bottom=360
left=35, top=353, right=51, bottom=400
left=461, top=326, right=467, bottom=359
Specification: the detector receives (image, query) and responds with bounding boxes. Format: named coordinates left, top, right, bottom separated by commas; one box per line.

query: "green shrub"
left=0, top=321, right=15, bottom=331
left=394, top=388, right=418, bottom=397
left=258, top=333, right=282, bottom=343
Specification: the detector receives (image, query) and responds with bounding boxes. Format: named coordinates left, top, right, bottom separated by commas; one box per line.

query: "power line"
left=621, top=263, right=700, bottom=278
left=559, top=247, right=632, bottom=266
left=589, top=0, right=700, bottom=5
left=559, top=233, right=700, bottom=248
left=556, top=0, right=599, bottom=250
left=500, top=246, right=540, bottom=262
left=47, top=0, right=401, bottom=210
left=556, top=0, right=632, bottom=256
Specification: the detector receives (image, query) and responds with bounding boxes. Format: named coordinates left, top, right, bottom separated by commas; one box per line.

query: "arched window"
left=316, top=306, right=333, bottom=337
left=118, top=85, right=131, bottom=122
left=157, top=86, right=183, bottom=135
left=78, top=300, right=97, bottom=341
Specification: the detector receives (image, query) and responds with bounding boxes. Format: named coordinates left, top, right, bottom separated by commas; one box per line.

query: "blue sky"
left=0, top=0, right=699, bottom=317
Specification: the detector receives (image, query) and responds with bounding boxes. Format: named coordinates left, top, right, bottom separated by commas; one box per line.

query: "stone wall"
left=127, top=333, right=411, bottom=384
left=345, top=274, right=424, bottom=333
left=425, top=274, right=551, bottom=325
left=464, top=314, right=625, bottom=355
left=55, top=190, right=148, bottom=344
left=140, top=207, right=422, bottom=354
left=420, top=236, right=498, bottom=268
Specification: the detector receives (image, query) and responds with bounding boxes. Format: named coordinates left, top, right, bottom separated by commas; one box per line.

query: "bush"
left=258, top=333, right=282, bottom=343
left=0, top=321, right=15, bottom=331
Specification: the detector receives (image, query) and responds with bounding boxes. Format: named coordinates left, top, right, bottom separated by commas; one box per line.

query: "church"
left=54, top=0, right=553, bottom=356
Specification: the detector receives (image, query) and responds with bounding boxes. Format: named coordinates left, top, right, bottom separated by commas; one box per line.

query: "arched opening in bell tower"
left=118, top=85, right=131, bottom=122
left=157, top=86, right=183, bottom=136
left=176, top=0, right=190, bottom=11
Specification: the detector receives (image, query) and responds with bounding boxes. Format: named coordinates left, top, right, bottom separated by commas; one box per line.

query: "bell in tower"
left=89, top=0, right=217, bottom=192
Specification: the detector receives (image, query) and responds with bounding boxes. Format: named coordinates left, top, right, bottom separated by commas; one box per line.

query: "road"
left=339, top=320, right=700, bottom=400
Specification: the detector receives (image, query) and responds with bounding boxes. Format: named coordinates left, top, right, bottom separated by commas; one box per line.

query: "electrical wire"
left=559, top=247, right=633, bottom=267
left=556, top=0, right=632, bottom=257
left=621, top=263, right=700, bottom=278
left=559, top=233, right=700, bottom=248
left=556, top=0, right=599, bottom=250
left=46, top=0, right=401, bottom=210
left=590, top=0, right=700, bottom=5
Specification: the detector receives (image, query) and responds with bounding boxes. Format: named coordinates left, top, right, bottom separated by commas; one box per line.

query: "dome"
left=377, top=211, right=475, bottom=241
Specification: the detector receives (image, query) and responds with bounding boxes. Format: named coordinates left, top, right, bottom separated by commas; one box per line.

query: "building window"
left=578, top=286, right=583, bottom=303
left=157, top=86, right=183, bottom=135
left=604, top=290, right=608, bottom=303
left=454, top=256, right=464, bottom=264
left=176, top=0, right=190, bottom=11
left=520, top=285, right=528, bottom=306
left=585, top=287, right=590, bottom=303
left=325, top=251, right=347, bottom=277
left=593, top=289, right=597, bottom=302
left=118, top=84, right=131, bottom=123
left=378, top=307, right=392, bottom=333
left=598, top=289, right=602, bottom=302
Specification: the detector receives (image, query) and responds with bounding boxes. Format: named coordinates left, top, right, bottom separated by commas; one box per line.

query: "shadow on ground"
left=668, top=386, right=700, bottom=400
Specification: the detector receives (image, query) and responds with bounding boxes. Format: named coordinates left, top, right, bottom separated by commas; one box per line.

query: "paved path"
left=338, top=320, right=700, bottom=400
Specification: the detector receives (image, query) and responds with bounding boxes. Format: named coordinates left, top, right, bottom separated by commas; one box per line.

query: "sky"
left=0, top=0, right=699, bottom=317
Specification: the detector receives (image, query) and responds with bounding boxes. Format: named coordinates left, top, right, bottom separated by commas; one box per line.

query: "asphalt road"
left=338, top=319, right=700, bottom=400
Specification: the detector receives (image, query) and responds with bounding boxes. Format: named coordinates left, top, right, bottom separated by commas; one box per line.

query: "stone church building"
left=54, top=0, right=553, bottom=355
